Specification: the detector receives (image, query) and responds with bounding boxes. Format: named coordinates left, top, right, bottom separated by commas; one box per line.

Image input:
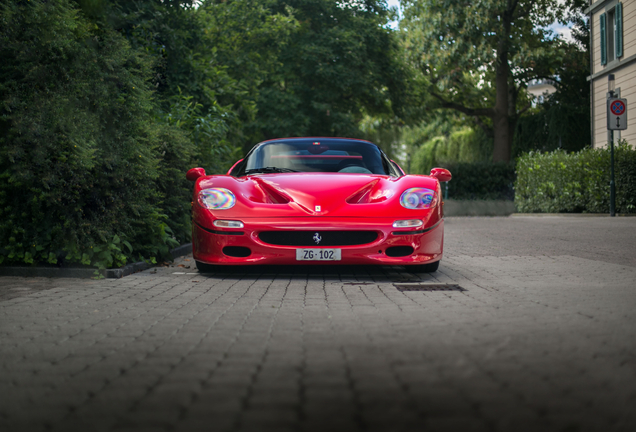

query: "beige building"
left=587, top=0, right=636, bottom=147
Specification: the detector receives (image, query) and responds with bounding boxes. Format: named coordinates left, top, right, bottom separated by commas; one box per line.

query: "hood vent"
left=250, top=179, right=291, bottom=204
left=346, top=179, right=393, bottom=204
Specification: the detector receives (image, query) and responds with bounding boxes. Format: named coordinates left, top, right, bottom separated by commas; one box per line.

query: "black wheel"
left=407, top=261, right=440, bottom=273
left=195, top=261, right=216, bottom=273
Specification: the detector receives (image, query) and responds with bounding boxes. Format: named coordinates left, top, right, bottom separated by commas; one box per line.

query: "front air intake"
left=223, top=246, right=251, bottom=257
left=385, top=246, right=414, bottom=257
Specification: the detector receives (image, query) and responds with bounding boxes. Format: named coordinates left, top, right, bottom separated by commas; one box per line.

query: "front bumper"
left=192, top=217, right=443, bottom=266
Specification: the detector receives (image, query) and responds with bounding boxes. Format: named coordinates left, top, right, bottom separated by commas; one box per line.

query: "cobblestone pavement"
left=1, top=216, right=635, bottom=432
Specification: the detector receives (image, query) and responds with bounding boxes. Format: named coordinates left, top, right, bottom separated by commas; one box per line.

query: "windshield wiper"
left=244, top=167, right=299, bottom=175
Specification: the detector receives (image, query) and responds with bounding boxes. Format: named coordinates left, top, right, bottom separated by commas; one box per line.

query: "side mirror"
left=430, top=167, right=452, bottom=182
left=186, top=167, right=206, bottom=181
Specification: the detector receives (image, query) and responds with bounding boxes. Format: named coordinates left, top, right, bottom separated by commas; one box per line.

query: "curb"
left=169, top=243, right=193, bottom=260
left=0, top=243, right=193, bottom=279
left=510, top=213, right=636, bottom=217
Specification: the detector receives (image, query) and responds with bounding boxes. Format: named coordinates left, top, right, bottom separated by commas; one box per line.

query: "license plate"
left=296, top=249, right=341, bottom=261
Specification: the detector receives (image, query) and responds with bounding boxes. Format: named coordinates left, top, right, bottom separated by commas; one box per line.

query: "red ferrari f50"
left=186, top=137, right=451, bottom=273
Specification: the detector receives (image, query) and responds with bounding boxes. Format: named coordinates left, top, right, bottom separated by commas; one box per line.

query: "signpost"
left=606, top=75, right=627, bottom=217
left=607, top=98, right=627, bottom=130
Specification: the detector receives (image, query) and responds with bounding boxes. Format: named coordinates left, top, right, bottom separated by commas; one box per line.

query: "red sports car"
left=186, top=137, right=451, bottom=273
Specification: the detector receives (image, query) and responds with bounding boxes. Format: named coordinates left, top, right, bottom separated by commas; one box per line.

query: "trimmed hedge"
left=514, top=143, right=636, bottom=213
left=443, top=162, right=516, bottom=201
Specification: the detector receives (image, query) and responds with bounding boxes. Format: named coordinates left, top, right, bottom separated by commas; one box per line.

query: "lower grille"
left=258, top=231, right=378, bottom=246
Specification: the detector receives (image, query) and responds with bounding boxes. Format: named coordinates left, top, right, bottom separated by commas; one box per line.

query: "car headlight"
left=198, top=188, right=236, bottom=210
left=399, top=188, right=438, bottom=210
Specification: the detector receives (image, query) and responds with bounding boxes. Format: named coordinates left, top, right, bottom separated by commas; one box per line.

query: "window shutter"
left=601, top=13, right=607, bottom=65
left=616, top=3, right=623, bottom=58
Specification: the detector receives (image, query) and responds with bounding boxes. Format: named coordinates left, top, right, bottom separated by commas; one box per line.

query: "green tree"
left=400, top=0, right=571, bottom=162
left=86, top=1, right=241, bottom=169
left=248, top=0, right=407, bottom=142
left=409, top=125, right=492, bottom=174
left=513, top=0, right=590, bottom=156
left=198, top=0, right=298, bottom=151
left=77, top=1, right=208, bottom=104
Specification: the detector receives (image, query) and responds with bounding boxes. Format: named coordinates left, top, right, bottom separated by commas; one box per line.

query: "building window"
left=601, top=3, right=623, bottom=66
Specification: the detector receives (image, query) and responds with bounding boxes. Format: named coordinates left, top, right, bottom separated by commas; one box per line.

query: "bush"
left=0, top=0, right=192, bottom=269
left=443, top=162, right=516, bottom=201
left=514, top=143, right=636, bottom=213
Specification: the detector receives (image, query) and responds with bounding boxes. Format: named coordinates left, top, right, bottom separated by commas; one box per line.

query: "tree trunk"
left=493, top=12, right=513, bottom=163
left=493, top=113, right=510, bottom=162
left=493, top=51, right=511, bottom=162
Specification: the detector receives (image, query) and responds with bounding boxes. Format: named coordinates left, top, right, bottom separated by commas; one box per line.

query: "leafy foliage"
left=0, top=0, right=180, bottom=269
left=443, top=163, right=516, bottom=201
left=404, top=111, right=511, bottom=202
left=409, top=122, right=492, bottom=175
left=400, top=0, right=577, bottom=161
left=247, top=0, right=406, bottom=142
left=359, top=116, right=404, bottom=161
left=197, top=0, right=298, bottom=151
left=515, top=143, right=636, bottom=213
left=513, top=100, right=590, bottom=157
left=407, top=124, right=514, bottom=200
left=0, top=0, right=408, bottom=270
left=97, top=0, right=240, bottom=173
left=513, top=1, right=590, bottom=157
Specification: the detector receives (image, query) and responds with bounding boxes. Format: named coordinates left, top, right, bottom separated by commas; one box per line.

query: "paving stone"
left=1, top=217, right=636, bottom=431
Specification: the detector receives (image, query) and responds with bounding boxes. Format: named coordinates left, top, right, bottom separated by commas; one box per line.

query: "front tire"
left=195, top=260, right=216, bottom=273
left=407, top=261, right=440, bottom=273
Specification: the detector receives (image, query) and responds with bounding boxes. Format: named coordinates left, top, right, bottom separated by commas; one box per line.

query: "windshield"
left=239, top=139, right=390, bottom=176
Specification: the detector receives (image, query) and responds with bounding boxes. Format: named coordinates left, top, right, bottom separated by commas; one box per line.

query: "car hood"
left=194, top=172, right=441, bottom=220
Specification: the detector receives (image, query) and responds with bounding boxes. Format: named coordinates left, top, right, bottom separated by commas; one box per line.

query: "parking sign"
left=607, top=98, right=628, bottom=130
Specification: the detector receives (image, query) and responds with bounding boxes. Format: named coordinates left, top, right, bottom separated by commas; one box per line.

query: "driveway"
left=1, top=216, right=635, bottom=432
